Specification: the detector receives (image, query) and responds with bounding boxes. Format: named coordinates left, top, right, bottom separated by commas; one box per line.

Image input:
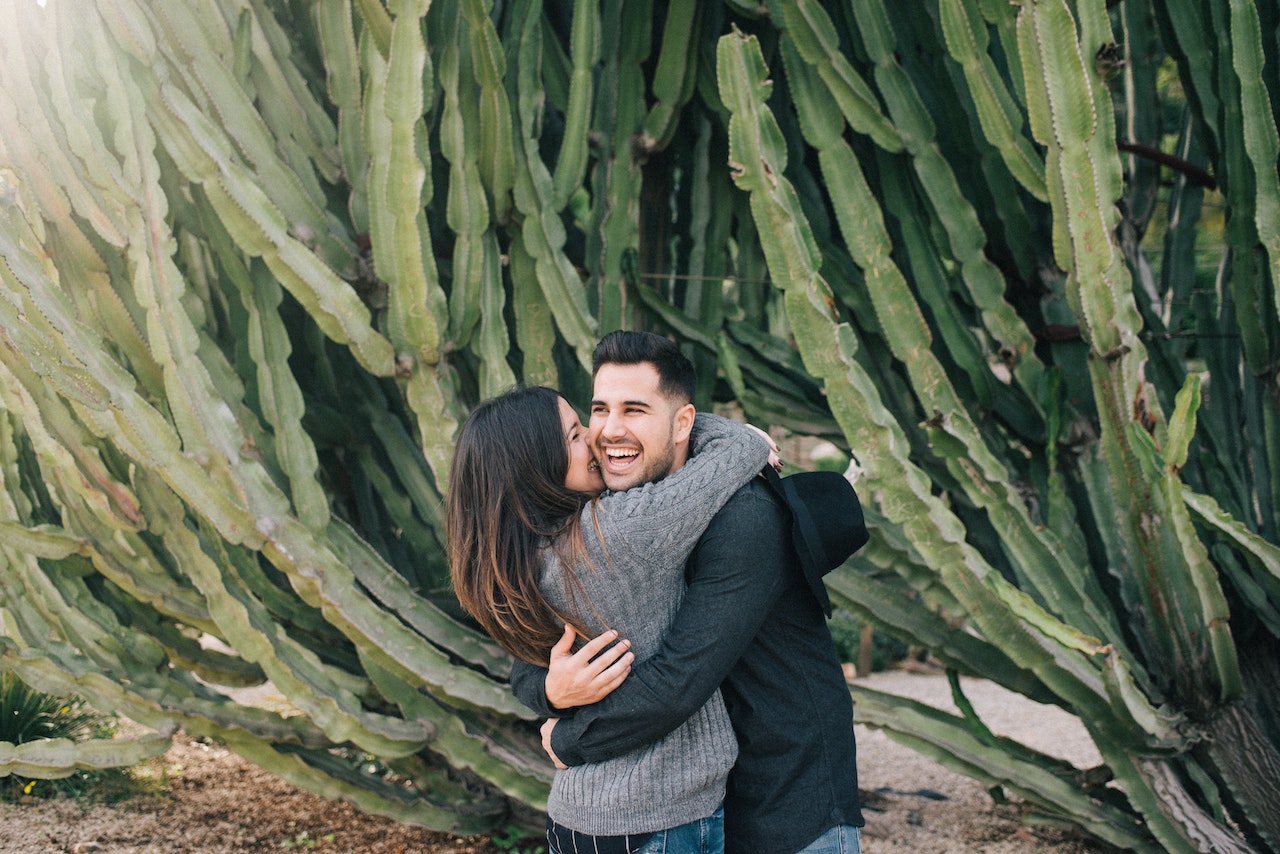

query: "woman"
left=447, top=385, right=770, bottom=853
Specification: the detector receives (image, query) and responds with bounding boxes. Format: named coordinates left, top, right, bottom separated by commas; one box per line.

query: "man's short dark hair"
left=592, top=330, right=696, bottom=404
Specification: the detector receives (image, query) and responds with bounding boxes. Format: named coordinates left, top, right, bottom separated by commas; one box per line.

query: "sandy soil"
left=0, top=669, right=1107, bottom=853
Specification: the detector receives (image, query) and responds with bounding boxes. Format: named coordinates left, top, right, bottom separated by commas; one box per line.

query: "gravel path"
left=852, top=668, right=1104, bottom=853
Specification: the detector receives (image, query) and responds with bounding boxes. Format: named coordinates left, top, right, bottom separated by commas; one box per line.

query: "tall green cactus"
left=0, top=0, right=1277, bottom=847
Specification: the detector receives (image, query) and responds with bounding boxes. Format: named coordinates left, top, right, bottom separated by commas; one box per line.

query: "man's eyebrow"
left=591, top=399, right=651, bottom=409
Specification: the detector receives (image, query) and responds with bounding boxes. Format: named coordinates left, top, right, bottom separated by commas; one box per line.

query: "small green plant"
left=489, top=824, right=547, bottom=854
left=279, top=830, right=336, bottom=849
left=827, top=610, right=908, bottom=673
left=0, top=672, right=125, bottom=802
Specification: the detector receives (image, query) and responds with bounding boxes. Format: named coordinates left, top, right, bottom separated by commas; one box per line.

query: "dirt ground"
left=0, top=669, right=1107, bottom=853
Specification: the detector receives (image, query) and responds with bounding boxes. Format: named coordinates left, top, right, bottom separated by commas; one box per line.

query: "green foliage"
left=826, top=610, right=907, bottom=674
left=0, top=0, right=1277, bottom=850
left=0, top=672, right=100, bottom=746
left=489, top=824, right=548, bottom=854
left=0, top=672, right=136, bottom=802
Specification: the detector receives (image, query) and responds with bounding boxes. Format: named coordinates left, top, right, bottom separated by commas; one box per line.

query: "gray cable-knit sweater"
left=538, top=413, right=768, bottom=835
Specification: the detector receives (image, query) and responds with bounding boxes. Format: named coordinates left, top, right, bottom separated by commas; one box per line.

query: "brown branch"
left=1118, top=140, right=1218, bottom=190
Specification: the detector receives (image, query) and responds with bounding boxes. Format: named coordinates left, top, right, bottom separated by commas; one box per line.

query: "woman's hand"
left=745, top=423, right=783, bottom=472
left=544, top=625, right=634, bottom=710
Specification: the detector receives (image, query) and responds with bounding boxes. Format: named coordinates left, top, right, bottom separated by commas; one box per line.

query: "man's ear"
left=672, top=402, right=696, bottom=444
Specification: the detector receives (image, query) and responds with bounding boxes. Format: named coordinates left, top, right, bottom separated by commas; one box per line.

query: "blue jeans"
left=796, top=824, right=862, bottom=854
left=635, top=805, right=725, bottom=854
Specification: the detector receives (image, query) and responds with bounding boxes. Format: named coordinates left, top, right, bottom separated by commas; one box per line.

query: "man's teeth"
left=606, top=449, right=638, bottom=459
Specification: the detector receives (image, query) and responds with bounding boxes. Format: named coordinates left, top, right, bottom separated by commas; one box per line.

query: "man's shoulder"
left=709, top=476, right=786, bottom=525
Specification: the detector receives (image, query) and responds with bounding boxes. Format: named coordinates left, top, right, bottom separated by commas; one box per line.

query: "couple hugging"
left=448, top=331, right=865, bottom=854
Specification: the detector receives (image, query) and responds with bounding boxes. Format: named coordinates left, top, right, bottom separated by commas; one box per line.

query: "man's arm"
left=550, top=482, right=792, bottom=765
left=510, top=658, right=560, bottom=719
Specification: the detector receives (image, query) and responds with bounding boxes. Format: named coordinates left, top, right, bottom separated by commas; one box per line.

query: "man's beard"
left=602, top=436, right=676, bottom=492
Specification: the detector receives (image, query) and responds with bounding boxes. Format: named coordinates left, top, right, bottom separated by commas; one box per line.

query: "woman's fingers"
left=745, top=423, right=783, bottom=471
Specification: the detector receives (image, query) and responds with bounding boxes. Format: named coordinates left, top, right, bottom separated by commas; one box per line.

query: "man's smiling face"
left=588, top=362, right=693, bottom=492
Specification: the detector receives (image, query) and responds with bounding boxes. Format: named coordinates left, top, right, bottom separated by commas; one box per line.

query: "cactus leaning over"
left=0, top=0, right=1278, bottom=848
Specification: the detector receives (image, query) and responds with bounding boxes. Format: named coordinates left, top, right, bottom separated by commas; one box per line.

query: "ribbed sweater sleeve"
left=581, top=413, right=769, bottom=567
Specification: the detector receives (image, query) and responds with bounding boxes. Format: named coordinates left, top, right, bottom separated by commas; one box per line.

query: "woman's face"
left=558, top=397, right=605, bottom=495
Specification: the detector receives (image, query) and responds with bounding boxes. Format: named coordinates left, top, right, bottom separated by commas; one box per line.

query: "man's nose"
left=597, top=410, right=625, bottom=440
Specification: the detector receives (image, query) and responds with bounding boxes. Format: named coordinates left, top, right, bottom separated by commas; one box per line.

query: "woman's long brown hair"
left=446, top=386, right=598, bottom=665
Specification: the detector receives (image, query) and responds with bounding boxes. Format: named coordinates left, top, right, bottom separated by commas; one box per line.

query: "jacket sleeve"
left=550, top=483, right=791, bottom=764
left=508, top=657, right=563, bottom=718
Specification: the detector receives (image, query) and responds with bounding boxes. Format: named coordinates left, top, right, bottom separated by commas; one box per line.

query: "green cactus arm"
left=136, top=471, right=433, bottom=758
left=1227, top=0, right=1280, bottom=307
left=1020, top=0, right=1244, bottom=718
left=778, top=30, right=1108, bottom=645
left=3, top=208, right=520, bottom=721
left=0, top=9, right=126, bottom=250
left=781, top=0, right=902, bottom=153
left=508, top=234, right=560, bottom=388
left=146, top=73, right=396, bottom=377
left=826, top=571, right=1054, bottom=704
left=845, top=0, right=1050, bottom=415
left=362, top=656, right=550, bottom=806
left=328, top=520, right=519, bottom=684
left=239, top=0, right=344, bottom=188
left=216, top=727, right=505, bottom=833
left=718, top=27, right=1174, bottom=747
left=147, top=3, right=328, bottom=233
left=0, top=640, right=332, bottom=749
left=642, top=2, right=698, bottom=150
left=0, top=733, right=171, bottom=780
left=938, top=0, right=1047, bottom=199
left=459, top=0, right=516, bottom=224
left=1150, top=0, right=1222, bottom=162
left=114, top=601, right=267, bottom=689
left=239, top=256, right=330, bottom=531
left=367, top=0, right=460, bottom=483
left=317, top=0, right=370, bottom=234
left=436, top=4, right=482, bottom=352
left=3, top=547, right=166, bottom=678
left=0, top=522, right=88, bottom=560
left=851, top=685, right=1159, bottom=851
left=437, top=5, right=515, bottom=398
left=1184, top=488, right=1280, bottom=623
left=1018, top=0, right=1138, bottom=367
left=509, top=0, right=595, bottom=372
left=1094, top=741, right=1252, bottom=854
left=0, top=367, right=216, bottom=632
left=551, top=0, right=598, bottom=206
left=583, top=0, right=648, bottom=331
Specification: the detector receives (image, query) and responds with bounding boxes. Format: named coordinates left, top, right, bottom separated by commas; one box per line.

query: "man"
left=511, top=330, right=864, bottom=854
